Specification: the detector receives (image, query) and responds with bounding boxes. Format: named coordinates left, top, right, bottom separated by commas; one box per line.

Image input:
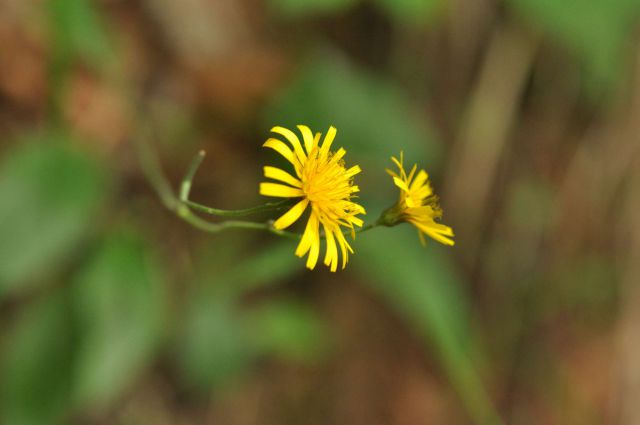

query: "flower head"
left=383, top=152, right=454, bottom=246
left=260, top=125, right=365, bottom=271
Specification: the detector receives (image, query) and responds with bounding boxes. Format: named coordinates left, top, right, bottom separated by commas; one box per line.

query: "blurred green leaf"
left=178, top=240, right=303, bottom=389
left=374, top=0, right=445, bottom=24
left=354, top=226, right=502, bottom=425
left=178, top=297, right=254, bottom=389
left=0, top=134, right=108, bottom=296
left=247, top=300, right=329, bottom=362
left=48, top=0, right=114, bottom=68
left=72, top=229, right=166, bottom=408
left=508, top=0, right=639, bottom=93
left=264, top=49, right=441, bottom=206
left=216, top=240, right=303, bottom=295
left=268, top=0, right=357, bottom=18
left=1, top=291, right=74, bottom=425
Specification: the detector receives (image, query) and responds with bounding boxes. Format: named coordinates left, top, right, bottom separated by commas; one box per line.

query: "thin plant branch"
left=137, top=125, right=382, bottom=240
left=179, top=150, right=293, bottom=217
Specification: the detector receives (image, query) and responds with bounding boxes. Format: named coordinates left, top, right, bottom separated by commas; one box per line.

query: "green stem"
left=179, top=150, right=293, bottom=217
left=138, top=134, right=383, bottom=241
left=184, top=199, right=292, bottom=217
left=178, top=203, right=379, bottom=240
left=177, top=205, right=300, bottom=239
left=355, top=222, right=379, bottom=235
left=179, top=150, right=206, bottom=202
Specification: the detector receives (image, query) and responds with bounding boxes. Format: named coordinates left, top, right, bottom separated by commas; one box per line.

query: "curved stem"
left=179, top=150, right=206, bottom=202
left=355, top=222, right=379, bottom=235
left=184, top=199, right=292, bottom=217
left=177, top=205, right=300, bottom=239
left=138, top=136, right=383, bottom=241
left=178, top=203, right=379, bottom=240
left=179, top=150, right=293, bottom=217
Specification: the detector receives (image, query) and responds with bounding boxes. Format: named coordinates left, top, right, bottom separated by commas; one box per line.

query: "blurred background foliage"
left=0, top=0, right=638, bottom=424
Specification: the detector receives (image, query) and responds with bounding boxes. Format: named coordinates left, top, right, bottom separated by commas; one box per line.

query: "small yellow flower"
left=260, top=125, right=365, bottom=271
left=384, top=152, right=454, bottom=246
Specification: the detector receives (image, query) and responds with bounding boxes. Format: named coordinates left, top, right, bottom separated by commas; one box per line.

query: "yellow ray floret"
left=260, top=125, right=366, bottom=271
left=385, top=152, right=454, bottom=246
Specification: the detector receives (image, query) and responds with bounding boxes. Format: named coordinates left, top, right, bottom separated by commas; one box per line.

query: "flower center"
left=302, top=176, right=331, bottom=203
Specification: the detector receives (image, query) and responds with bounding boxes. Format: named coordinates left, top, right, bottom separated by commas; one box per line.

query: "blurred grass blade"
left=72, top=229, right=166, bottom=409
left=354, top=227, right=502, bottom=425
left=1, top=291, right=74, bottom=425
left=0, top=133, right=109, bottom=296
left=507, top=0, right=639, bottom=93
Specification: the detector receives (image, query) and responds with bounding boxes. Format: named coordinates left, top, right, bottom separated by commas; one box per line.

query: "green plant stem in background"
left=135, top=129, right=178, bottom=212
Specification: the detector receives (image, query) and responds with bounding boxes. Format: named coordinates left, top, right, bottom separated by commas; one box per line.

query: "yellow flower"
left=260, top=125, right=366, bottom=271
left=384, top=152, right=454, bottom=246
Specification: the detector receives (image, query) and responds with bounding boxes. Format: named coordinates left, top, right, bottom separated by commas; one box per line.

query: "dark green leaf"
left=71, top=229, right=166, bottom=408
left=48, top=0, right=114, bottom=67
left=216, top=240, right=303, bottom=295
left=178, top=297, right=255, bottom=389
left=1, top=291, right=74, bottom=425
left=178, top=240, right=301, bottom=389
left=247, top=300, right=329, bottom=362
left=0, top=134, right=108, bottom=296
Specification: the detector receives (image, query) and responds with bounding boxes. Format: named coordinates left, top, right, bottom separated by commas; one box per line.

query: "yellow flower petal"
left=423, top=228, right=455, bottom=246
left=272, top=126, right=307, bottom=165
left=312, top=132, right=321, bottom=151
left=349, top=216, right=364, bottom=227
left=345, top=165, right=361, bottom=178
left=328, top=147, right=346, bottom=165
left=405, top=165, right=417, bottom=187
left=323, top=223, right=338, bottom=272
left=259, top=183, right=304, bottom=198
left=334, top=230, right=353, bottom=269
left=273, top=198, right=309, bottom=230
left=410, top=170, right=429, bottom=191
left=297, top=125, right=314, bottom=153
left=263, top=166, right=302, bottom=188
left=263, top=138, right=301, bottom=171
left=305, top=215, right=321, bottom=270
left=391, top=156, right=403, bottom=172
left=392, top=176, right=410, bottom=192
left=319, top=126, right=337, bottom=157
left=295, top=213, right=318, bottom=258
